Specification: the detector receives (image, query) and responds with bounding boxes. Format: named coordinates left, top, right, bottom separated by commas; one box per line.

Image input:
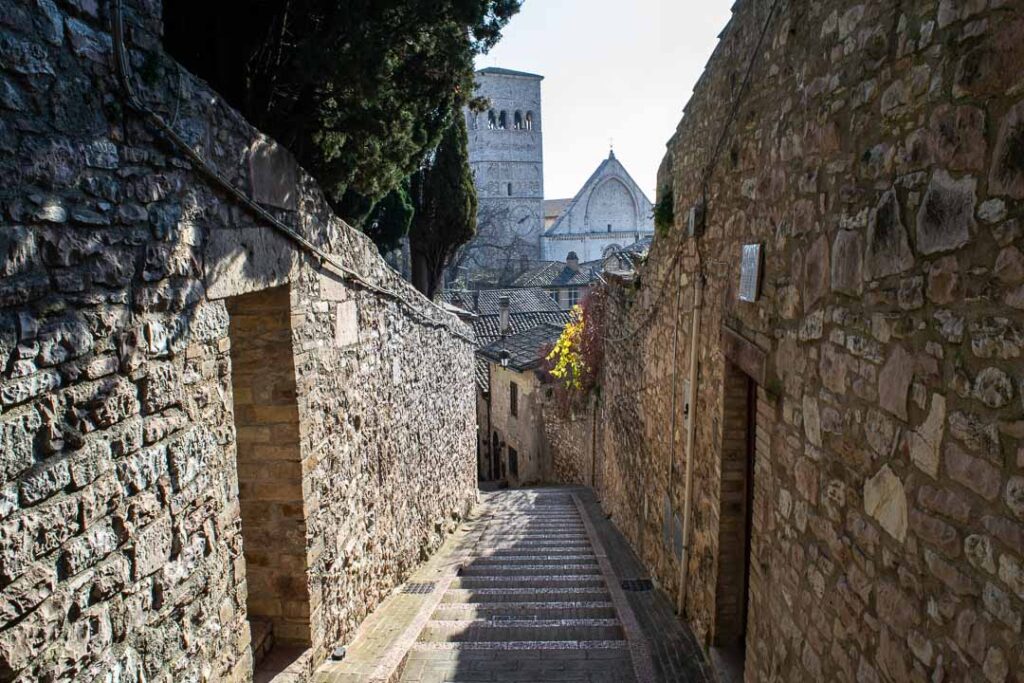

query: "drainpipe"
left=678, top=266, right=703, bottom=615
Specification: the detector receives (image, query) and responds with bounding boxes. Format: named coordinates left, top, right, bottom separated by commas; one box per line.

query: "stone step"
left=442, top=587, right=611, bottom=604
left=483, top=527, right=586, bottom=534
left=400, top=646, right=637, bottom=683
left=417, top=619, right=624, bottom=643
left=459, top=563, right=601, bottom=577
left=432, top=601, right=617, bottom=621
left=452, top=575, right=605, bottom=590
left=477, top=531, right=588, bottom=538
left=409, top=640, right=630, bottom=652
left=474, top=540, right=590, bottom=547
left=468, top=554, right=597, bottom=564
left=474, top=548, right=594, bottom=557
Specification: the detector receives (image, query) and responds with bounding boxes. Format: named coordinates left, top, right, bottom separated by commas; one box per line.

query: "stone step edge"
left=455, top=575, right=604, bottom=583
left=433, top=600, right=615, bottom=611
left=443, top=587, right=611, bottom=596
left=425, top=618, right=621, bottom=628
left=409, top=640, right=630, bottom=651
left=460, top=564, right=601, bottom=571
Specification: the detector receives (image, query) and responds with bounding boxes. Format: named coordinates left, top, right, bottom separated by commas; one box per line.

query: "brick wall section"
left=227, top=286, right=311, bottom=646
left=596, top=1, right=1024, bottom=682
left=713, top=364, right=751, bottom=647
left=0, top=1, right=477, bottom=680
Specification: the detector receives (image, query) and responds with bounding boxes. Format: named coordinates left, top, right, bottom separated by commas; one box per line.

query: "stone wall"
left=0, top=1, right=477, bottom=680
left=597, top=1, right=1024, bottom=682
left=541, top=398, right=601, bottom=489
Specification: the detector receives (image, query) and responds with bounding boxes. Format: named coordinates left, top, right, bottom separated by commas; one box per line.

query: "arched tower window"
left=487, top=110, right=497, bottom=130
left=498, top=111, right=508, bottom=130
left=525, top=112, right=534, bottom=131
left=513, top=111, right=523, bottom=130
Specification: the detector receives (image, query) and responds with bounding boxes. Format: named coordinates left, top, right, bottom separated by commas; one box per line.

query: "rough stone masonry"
left=591, top=0, right=1024, bottom=682
left=0, top=0, right=477, bottom=680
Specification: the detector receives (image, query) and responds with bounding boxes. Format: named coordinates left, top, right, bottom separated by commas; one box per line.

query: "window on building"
left=508, top=447, right=519, bottom=478
left=548, top=290, right=558, bottom=303
left=525, top=112, right=534, bottom=131
left=513, top=111, right=523, bottom=130
left=568, top=288, right=580, bottom=308
left=487, top=110, right=497, bottom=129
left=607, top=223, right=612, bottom=232
left=507, top=183, right=513, bottom=196
left=498, top=111, right=508, bottom=129
left=510, top=381, right=518, bottom=417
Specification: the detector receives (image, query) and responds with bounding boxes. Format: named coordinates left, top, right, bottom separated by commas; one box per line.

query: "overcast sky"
left=475, top=0, right=734, bottom=201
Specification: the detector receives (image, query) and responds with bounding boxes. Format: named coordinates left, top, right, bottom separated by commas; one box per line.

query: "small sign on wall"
left=738, top=243, right=763, bottom=302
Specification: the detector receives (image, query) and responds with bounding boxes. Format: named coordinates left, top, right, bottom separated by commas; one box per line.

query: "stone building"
left=477, top=324, right=562, bottom=486
left=0, top=2, right=477, bottom=681
left=462, top=67, right=545, bottom=276
left=512, top=252, right=601, bottom=310
left=542, top=150, right=655, bottom=262
left=575, top=1, right=1024, bottom=682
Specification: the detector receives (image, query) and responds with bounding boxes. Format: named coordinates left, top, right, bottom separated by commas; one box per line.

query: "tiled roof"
left=512, top=262, right=600, bottom=288
left=475, top=357, right=490, bottom=393
left=440, top=288, right=562, bottom=315
left=544, top=198, right=572, bottom=219
left=603, top=236, right=653, bottom=273
left=477, top=323, right=565, bottom=371
left=473, top=311, right=572, bottom=348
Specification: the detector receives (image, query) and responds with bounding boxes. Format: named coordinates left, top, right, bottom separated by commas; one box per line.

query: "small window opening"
left=514, top=111, right=523, bottom=130
left=508, top=447, right=519, bottom=479
left=498, top=111, right=508, bottom=130
left=607, top=223, right=612, bottom=232
left=507, top=183, right=513, bottom=197
left=525, top=112, right=534, bottom=131
left=488, top=110, right=497, bottom=130
left=510, top=381, right=519, bottom=417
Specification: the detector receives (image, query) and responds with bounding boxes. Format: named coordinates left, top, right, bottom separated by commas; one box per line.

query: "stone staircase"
left=400, top=492, right=638, bottom=682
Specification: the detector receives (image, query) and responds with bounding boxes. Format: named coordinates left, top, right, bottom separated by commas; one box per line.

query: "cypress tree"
left=409, top=114, right=478, bottom=298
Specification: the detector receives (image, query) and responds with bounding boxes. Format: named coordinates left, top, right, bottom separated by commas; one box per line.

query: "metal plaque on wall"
left=738, top=243, right=763, bottom=302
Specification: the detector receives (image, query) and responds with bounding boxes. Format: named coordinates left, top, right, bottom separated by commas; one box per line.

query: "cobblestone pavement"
left=315, top=487, right=711, bottom=683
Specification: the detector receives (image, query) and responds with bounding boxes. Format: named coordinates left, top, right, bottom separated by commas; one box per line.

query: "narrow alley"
left=316, top=488, right=711, bottom=683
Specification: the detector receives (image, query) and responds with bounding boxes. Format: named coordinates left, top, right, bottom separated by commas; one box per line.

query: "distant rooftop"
left=478, top=323, right=564, bottom=372
left=512, top=261, right=600, bottom=288
left=476, top=67, right=545, bottom=80
left=544, top=198, right=572, bottom=220
left=440, top=288, right=562, bottom=316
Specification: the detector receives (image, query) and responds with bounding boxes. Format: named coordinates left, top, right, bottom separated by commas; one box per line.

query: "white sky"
left=475, top=0, right=735, bottom=201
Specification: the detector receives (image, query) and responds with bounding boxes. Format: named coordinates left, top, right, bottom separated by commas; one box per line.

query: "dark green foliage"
left=164, top=0, right=520, bottom=224
left=654, top=186, right=675, bottom=237
left=365, top=182, right=414, bottom=254
left=409, top=115, right=477, bottom=298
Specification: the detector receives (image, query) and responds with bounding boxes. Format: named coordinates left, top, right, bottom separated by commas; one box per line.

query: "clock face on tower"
left=511, top=206, right=536, bottom=235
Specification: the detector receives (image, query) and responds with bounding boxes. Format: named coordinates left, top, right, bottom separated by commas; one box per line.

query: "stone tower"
left=462, top=67, right=545, bottom=281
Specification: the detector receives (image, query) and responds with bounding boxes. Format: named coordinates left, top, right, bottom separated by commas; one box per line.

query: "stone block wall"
left=0, top=1, right=477, bottom=680
left=541, top=398, right=601, bottom=489
left=597, top=1, right=1024, bottom=681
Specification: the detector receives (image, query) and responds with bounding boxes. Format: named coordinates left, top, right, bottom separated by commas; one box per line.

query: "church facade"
left=541, top=150, right=654, bottom=263
left=462, top=67, right=654, bottom=279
